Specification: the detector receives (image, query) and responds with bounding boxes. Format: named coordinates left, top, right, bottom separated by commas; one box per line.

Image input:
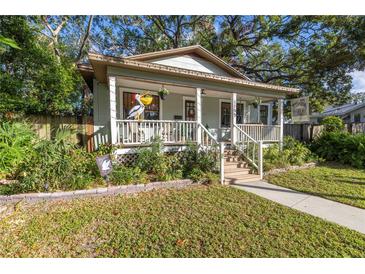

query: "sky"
left=350, top=70, right=365, bottom=93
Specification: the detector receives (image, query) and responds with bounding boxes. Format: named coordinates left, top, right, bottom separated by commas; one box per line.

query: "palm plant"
left=0, top=121, right=35, bottom=178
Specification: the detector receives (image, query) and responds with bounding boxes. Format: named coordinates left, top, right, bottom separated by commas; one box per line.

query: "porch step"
left=224, top=169, right=251, bottom=176
left=224, top=149, right=237, bottom=156
left=224, top=156, right=241, bottom=162
left=225, top=174, right=262, bottom=184
left=224, top=161, right=248, bottom=168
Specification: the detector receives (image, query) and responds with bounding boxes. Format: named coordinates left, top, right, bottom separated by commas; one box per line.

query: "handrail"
left=234, top=124, right=263, bottom=178
left=198, top=123, right=219, bottom=145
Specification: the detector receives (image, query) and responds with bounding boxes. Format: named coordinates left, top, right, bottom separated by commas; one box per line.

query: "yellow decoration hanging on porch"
left=127, top=91, right=153, bottom=120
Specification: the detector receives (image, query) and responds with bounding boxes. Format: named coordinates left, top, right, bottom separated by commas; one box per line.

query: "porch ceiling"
left=116, top=76, right=272, bottom=101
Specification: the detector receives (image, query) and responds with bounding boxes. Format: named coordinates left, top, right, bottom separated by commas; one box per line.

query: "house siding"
left=93, top=81, right=110, bottom=148
left=149, top=54, right=232, bottom=77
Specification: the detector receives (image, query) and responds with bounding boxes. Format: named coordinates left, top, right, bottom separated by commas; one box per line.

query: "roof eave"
left=88, top=53, right=299, bottom=95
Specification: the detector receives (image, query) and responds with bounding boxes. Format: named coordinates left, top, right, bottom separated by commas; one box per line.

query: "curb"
left=0, top=179, right=194, bottom=204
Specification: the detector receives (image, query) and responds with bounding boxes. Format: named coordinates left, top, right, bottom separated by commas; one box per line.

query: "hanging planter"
left=158, top=87, right=170, bottom=100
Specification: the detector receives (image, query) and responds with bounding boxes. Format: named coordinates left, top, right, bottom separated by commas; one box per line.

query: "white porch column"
left=231, top=93, right=237, bottom=145
left=109, top=76, right=118, bottom=144
left=278, top=98, right=284, bottom=150
left=196, top=87, right=202, bottom=145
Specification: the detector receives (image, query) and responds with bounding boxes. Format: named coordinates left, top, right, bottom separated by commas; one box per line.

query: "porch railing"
left=236, top=124, right=280, bottom=142
left=117, top=120, right=198, bottom=145
left=234, top=124, right=263, bottom=179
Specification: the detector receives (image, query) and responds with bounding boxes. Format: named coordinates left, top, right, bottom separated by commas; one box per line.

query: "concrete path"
left=231, top=180, right=365, bottom=234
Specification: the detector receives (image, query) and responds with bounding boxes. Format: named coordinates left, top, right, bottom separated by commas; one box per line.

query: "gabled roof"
left=125, top=45, right=250, bottom=80
left=86, top=53, right=299, bottom=94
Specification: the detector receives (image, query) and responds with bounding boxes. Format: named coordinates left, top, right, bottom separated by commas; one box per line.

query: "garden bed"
left=264, top=162, right=317, bottom=176
left=0, top=179, right=194, bottom=204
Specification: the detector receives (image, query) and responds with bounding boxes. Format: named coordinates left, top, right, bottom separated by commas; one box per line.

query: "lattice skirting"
left=113, top=145, right=220, bottom=168
left=113, top=147, right=186, bottom=166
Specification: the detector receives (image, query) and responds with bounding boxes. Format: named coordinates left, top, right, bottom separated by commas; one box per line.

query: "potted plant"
left=158, top=87, right=170, bottom=100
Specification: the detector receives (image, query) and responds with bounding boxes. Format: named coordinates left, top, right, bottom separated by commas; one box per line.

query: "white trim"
left=231, top=93, right=237, bottom=145
left=218, top=99, right=247, bottom=129
left=109, top=76, right=117, bottom=144
left=182, top=96, right=196, bottom=120
left=196, top=88, right=202, bottom=145
left=118, top=86, right=162, bottom=120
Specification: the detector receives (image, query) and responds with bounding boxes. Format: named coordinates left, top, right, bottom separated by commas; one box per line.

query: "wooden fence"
left=28, top=115, right=94, bottom=152
left=284, top=122, right=365, bottom=142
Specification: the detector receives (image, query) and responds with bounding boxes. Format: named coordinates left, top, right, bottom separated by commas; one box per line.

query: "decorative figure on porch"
left=127, top=92, right=153, bottom=120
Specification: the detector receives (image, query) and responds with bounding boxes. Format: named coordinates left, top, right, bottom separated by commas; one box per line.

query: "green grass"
left=266, top=164, right=365, bottom=209
left=0, top=185, right=365, bottom=257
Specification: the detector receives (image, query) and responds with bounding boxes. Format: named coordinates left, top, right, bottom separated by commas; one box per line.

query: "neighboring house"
left=311, top=102, right=365, bottom=124
left=78, top=45, right=298, bottom=180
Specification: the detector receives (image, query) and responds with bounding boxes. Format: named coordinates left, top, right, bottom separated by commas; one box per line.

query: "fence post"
left=220, top=142, right=225, bottom=185
left=258, top=141, right=263, bottom=180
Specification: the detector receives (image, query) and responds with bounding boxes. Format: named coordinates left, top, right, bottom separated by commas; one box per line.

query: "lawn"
left=0, top=185, right=365, bottom=257
left=266, top=164, right=365, bottom=209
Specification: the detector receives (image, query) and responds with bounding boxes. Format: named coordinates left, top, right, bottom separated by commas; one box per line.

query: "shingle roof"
left=320, top=102, right=365, bottom=116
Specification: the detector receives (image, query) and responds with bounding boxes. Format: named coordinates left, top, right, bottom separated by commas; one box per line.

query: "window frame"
left=218, top=99, right=246, bottom=128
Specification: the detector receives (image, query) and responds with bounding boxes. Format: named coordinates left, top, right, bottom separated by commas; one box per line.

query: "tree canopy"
left=1, top=15, right=364, bottom=115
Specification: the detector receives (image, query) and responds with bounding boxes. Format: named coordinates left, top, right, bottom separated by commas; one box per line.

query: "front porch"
left=109, top=76, right=284, bottom=147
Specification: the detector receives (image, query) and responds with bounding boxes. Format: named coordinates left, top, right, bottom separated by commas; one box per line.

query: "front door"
left=184, top=100, right=196, bottom=121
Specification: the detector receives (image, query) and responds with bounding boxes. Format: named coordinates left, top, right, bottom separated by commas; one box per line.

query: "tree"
left=0, top=16, right=82, bottom=115
left=0, top=35, right=21, bottom=54
left=95, top=16, right=364, bottom=112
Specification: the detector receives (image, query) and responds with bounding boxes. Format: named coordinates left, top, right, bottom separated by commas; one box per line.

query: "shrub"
left=135, top=139, right=183, bottom=181
left=187, top=168, right=219, bottom=184
left=320, top=116, right=344, bottom=132
left=0, top=121, right=36, bottom=178
left=14, top=127, right=99, bottom=193
left=263, top=136, right=315, bottom=171
left=180, top=143, right=219, bottom=176
left=312, top=131, right=365, bottom=168
left=135, top=140, right=218, bottom=182
left=110, top=165, right=148, bottom=185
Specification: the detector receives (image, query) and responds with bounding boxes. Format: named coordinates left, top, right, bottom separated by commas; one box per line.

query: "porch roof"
left=81, top=52, right=299, bottom=95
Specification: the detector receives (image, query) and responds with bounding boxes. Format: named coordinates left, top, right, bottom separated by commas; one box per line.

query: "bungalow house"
left=79, top=45, right=299, bottom=182
left=311, top=102, right=365, bottom=124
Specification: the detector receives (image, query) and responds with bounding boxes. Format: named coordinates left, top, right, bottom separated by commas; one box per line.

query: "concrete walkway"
left=231, top=180, right=365, bottom=234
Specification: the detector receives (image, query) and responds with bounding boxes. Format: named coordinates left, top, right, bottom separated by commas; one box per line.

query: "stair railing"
left=233, top=124, right=263, bottom=179
left=198, top=123, right=225, bottom=184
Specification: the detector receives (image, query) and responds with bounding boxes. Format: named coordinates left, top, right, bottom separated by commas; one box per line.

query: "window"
left=354, top=113, right=361, bottom=123
left=184, top=100, right=196, bottom=121
left=220, top=102, right=244, bottom=127
left=260, top=105, right=269, bottom=124
left=123, top=92, right=159, bottom=120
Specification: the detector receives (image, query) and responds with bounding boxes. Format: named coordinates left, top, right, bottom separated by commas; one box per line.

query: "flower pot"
left=160, top=93, right=167, bottom=100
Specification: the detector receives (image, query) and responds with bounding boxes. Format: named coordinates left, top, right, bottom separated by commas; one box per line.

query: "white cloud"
left=350, top=70, right=365, bottom=93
